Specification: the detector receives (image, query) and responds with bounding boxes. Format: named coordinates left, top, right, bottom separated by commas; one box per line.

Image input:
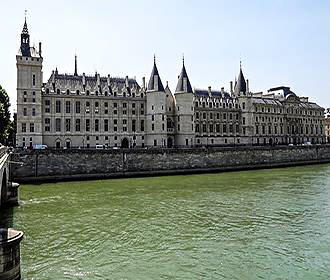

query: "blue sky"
left=1, top=0, right=330, bottom=113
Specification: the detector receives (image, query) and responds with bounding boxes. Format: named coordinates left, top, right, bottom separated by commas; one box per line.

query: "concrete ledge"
left=13, top=158, right=330, bottom=184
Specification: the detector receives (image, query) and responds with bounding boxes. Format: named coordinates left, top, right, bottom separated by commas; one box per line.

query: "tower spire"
left=74, top=54, right=78, bottom=76
left=20, top=12, right=31, bottom=57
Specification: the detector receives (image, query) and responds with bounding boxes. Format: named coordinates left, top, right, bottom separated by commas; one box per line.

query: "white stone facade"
left=16, top=20, right=325, bottom=149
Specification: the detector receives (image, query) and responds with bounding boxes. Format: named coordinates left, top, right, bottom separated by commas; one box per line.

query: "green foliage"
left=0, top=85, right=11, bottom=144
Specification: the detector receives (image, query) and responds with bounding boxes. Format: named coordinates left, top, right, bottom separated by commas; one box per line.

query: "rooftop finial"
left=240, top=60, right=242, bottom=70
left=154, top=54, right=156, bottom=64
left=182, top=53, right=185, bottom=66
left=24, top=9, right=27, bottom=20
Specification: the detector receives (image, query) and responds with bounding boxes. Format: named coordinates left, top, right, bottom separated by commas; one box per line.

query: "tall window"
left=75, top=101, right=80, bottom=114
left=45, top=100, right=50, bottom=113
left=86, top=119, right=90, bottom=132
left=66, top=101, right=71, bottom=114
left=30, top=123, right=34, bottom=132
left=95, top=119, right=99, bottom=132
left=22, top=123, right=26, bottom=133
left=23, top=108, right=27, bottom=116
left=32, top=74, right=36, bottom=86
left=141, top=120, right=144, bottom=131
left=32, top=108, right=36, bottom=116
left=56, top=100, right=61, bottom=113
left=65, top=119, right=71, bottom=132
left=45, top=118, right=51, bottom=132
left=104, top=120, right=109, bottom=132
left=56, top=118, right=61, bottom=132
left=132, top=120, right=136, bottom=132
left=75, top=119, right=81, bottom=132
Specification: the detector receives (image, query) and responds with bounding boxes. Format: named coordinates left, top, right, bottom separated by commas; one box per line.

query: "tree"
left=0, top=85, right=11, bottom=145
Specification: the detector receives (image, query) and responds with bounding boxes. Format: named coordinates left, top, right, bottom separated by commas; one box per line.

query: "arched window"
left=141, top=92, right=144, bottom=98
left=46, top=88, right=50, bottom=94
left=105, top=91, right=108, bottom=96
left=76, top=90, right=80, bottom=95
left=95, top=91, right=98, bottom=96
left=123, top=92, right=126, bottom=97
left=86, top=90, right=90, bottom=96
left=57, top=89, right=60, bottom=95
left=66, top=89, right=70, bottom=95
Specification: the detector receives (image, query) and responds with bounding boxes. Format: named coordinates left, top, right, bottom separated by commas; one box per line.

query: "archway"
left=121, top=138, right=129, bottom=148
left=1, top=170, right=7, bottom=206
left=167, top=137, right=173, bottom=148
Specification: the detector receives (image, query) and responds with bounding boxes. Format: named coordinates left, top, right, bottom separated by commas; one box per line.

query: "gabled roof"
left=175, top=60, right=193, bottom=93
left=147, top=58, right=165, bottom=92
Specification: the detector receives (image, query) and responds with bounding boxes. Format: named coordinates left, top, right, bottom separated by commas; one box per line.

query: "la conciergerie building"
left=16, top=18, right=325, bottom=149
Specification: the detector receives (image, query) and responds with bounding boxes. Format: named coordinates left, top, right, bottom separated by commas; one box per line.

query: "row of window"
left=195, top=101, right=241, bottom=110
left=45, top=100, right=144, bottom=115
left=43, top=119, right=144, bottom=133
left=196, top=112, right=240, bottom=121
left=195, top=123, right=241, bottom=134
left=255, top=106, right=323, bottom=116
left=47, top=88, right=144, bottom=98
left=255, top=124, right=323, bottom=135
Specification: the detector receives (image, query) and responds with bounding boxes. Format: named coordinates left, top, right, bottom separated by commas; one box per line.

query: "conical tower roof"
left=234, top=62, right=246, bottom=95
left=22, top=18, right=29, bottom=35
left=147, top=56, right=165, bottom=92
left=175, top=58, right=193, bottom=93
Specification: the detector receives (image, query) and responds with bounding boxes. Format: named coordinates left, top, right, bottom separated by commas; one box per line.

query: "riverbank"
left=10, top=145, right=330, bottom=183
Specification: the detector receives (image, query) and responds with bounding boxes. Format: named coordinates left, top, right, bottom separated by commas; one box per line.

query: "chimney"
left=142, top=77, right=145, bottom=89
left=221, top=87, right=224, bottom=94
left=81, top=73, right=85, bottom=85
left=208, top=86, right=212, bottom=97
left=39, top=42, right=42, bottom=57
left=125, top=76, right=129, bottom=88
left=74, top=55, right=78, bottom=76
left=230, top=81, right=233, bottom=94
left=107, top=74, right=111, bottom=86
left=246, top=79, right=249, bottom=93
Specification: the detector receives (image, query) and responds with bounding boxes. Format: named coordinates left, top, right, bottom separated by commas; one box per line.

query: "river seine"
left=1, top=164, right=330, bottom=279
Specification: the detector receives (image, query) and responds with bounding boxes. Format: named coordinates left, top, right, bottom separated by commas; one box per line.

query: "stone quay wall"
left=10, top=145, right=330, bottom=183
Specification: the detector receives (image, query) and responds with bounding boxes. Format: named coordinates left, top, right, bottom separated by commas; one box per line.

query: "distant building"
left=16, top=18, right=325, bottom=149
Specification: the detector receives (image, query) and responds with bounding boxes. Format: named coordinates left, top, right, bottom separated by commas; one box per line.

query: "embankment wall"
left=10, top=145, right=330, bottom=183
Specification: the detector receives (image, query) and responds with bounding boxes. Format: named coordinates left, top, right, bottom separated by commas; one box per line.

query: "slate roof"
left=234, top=67, right=246, bottom=95
left=175, top=63, right=193, bottom=93
left=46, top=72, right=140, bottom=92
left=147, top=59, right=165, bottom=92
left=194, top=89, right=231, bottom=99
left=268, top=86, right=297, bottom=97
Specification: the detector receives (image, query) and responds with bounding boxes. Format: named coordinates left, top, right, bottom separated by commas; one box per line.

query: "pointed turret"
left=147, top=56, right=165, bottom=92
left=175, top=56, right=193, bottom=93
left=234, top=61, right=247, bottom=95
left=20, top=17, right=31, bottom=57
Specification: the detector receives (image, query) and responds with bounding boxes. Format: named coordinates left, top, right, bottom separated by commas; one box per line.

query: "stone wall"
left=11, top=145, right=330, bottom=183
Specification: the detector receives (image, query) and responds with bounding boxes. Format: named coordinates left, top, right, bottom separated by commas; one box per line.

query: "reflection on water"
left=4, top=164, right=330, bottom=279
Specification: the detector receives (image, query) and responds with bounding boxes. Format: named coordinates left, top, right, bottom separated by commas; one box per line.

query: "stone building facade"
left=16, top=19, right=325, bottom=149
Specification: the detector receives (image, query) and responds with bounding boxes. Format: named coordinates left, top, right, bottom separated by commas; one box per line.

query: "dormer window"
left=66, top=89, right=70, bottom=95
left=57, top=89, right=60, bottom=95
left=46, top=88, right=49, bottom=94
left=86, top=90, right=90, bottom=96
left=76, top=90, right=80, bottom=95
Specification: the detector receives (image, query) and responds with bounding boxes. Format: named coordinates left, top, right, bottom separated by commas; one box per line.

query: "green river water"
left=1, top=164, right=330, bottom=279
